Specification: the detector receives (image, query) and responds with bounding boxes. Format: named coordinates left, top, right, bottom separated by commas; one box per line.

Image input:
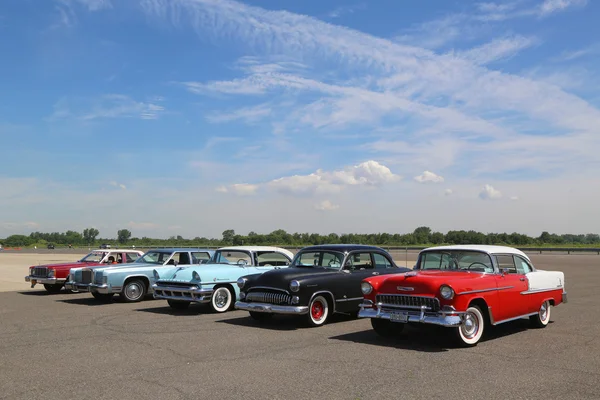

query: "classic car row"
left=24, top=244, right=568, bottom=346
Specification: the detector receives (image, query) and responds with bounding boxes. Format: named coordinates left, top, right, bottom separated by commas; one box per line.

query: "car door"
left=493, top=254, right=529, bottom=321
left=335, top=251, right=379, bottom=312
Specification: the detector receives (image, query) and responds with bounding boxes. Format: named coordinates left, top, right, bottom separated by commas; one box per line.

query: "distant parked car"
left=25, top=249, right=144, bottom=293
left=235, top=244, right=411, bottom=326
left=152, top=246, right=294, bottom=312
left=47, top=243, right=55, bottom=250
left=99, top=244, right=111, bottom=249
left=358, top=245, right=567, bottom=346
left=65, top=248, right=215, bottom=302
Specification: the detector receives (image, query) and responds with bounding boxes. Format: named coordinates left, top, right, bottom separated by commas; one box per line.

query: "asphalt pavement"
left=0, top=254, right=598, bottom=400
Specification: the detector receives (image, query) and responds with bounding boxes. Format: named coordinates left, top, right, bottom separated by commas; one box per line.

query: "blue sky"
left=1, top=0, right=599, bottom=239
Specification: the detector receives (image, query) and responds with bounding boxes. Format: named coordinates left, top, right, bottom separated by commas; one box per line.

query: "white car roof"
left=91, top=249, right=143, bottom=253
left=218, top=246, right=294, bottom=258
left=421, top=244, right=531, bottom=260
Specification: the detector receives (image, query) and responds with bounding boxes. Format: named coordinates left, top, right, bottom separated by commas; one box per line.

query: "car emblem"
left=397, top=286, right=414, bottom=291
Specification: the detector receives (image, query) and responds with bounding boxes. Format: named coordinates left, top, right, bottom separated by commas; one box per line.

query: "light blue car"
left=65, top=248, right=215, bottom=302
left=152, top=246, right=294, bottom=312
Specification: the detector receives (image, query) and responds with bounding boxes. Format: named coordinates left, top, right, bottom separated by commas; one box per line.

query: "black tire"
left=530, top=301, right=551, bottom=328
left=43, top=284, right=63, bottom=294
left=91, top=292, right=114, bottom=302
left=371, top=318, right=405, bottom=337
left=168, top=299, right=191, bottom=310
left=249, top=311, right=273, bottom=321
left=120, top=279, right=147, bottom=303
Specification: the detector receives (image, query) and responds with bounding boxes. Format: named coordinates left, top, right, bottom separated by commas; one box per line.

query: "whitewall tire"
left=454, top=305, right=485, bottom=346
left=530, top=300, right=551, bottom=328
left=307, top=295, right=329, bottom=327
left=211, top=286, right=233, bottom=313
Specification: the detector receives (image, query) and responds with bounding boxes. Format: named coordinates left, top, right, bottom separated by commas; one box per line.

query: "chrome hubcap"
left=215, top=289, right=228, bottom=308
left=126, top=283, right=142, bottom=299
left=540, top=303, right=548, bottom=321
left=462, top=313, right=479, bottom=338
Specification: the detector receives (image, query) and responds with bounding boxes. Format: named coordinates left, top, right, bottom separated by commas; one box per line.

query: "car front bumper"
left=562, top=291, right=568, bottom=303
left=152, top=284, right=214, bottom=303
left=25, top=276, right=65, bottom=286
left=357, top=300, right=464, bottom=327
left=64, top=282, right=110, bottom=293
left=235, top=301, right=309, bottom=315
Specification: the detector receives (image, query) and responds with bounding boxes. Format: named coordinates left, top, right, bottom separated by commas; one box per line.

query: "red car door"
left=494, top=254, right=529, bottom=322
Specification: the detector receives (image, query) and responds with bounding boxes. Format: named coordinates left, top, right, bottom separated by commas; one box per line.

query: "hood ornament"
left=404, top=271, right=418, bottom=277
left=397, top=286, right=415, bottom=291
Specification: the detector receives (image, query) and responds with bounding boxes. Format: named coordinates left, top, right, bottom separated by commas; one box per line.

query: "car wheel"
left=167, top=299, right=191, bottom=310
left=306, top=295, right=330, bottom=327
left=371, top=318, right=405, bottom=337
left=91, top=292, right=114, bottom=302
left=454, top=305, right=485, bottom=346
left=249, top=311, right=273, bottom=321
left=43, top=284, right=63, bottom=294
left=210, top=286, right=233, bottom=313
left=530, top=300, right=551, bottom=328
left=120, top=279, right=147, bottom=302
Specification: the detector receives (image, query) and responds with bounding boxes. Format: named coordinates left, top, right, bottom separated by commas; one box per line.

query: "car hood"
left=156, top=263, right=253, bottom=283
left=89, top=262, right=157, bottom=274
left=246, top=267, right=339, bottom=289
left=32, top=261, right=97, bottom=270
left=375, top=270, right=492, bottom=295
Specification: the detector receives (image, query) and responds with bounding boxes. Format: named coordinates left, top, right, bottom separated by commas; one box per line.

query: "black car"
left=47, top=243, right=55, bottom=250
left=235, top=244, right=411, bottom=327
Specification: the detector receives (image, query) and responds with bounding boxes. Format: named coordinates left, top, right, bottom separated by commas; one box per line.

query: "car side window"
left=514, top=256, right=532, bottom=274
left=256, top=251, right=290, bottom=266
left=344, top=252, right=373, bottom=271
left=495, top=255, right=517, bottom=273
left=192, top=252, right=211, bottom=263
left=125, top=253, right=138, bottom=263
left=373, top=253, right=393, bottom=269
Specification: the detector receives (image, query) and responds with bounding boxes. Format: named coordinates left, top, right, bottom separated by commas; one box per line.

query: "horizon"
left=1, top=0, right=599, bottom=238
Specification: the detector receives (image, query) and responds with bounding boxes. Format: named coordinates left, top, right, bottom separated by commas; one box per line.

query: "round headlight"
left=361, top=282, right=373, bottom=295
left=440, top=285, right=454, bottom=300
left=192, top=271, right=201, bottom=281
left=237, top=277, right=247, bottom=288
left=153, top=269, right=160, bottom=280
left=289, top=280, right=300, bottom=292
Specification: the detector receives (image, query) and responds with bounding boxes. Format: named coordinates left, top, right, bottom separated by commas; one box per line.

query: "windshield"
left=137, top=251, right=173, bottom=265
left=418, top=250, right=494, bottom=273
left=80, top=252, right=107, bottom=263
left=212, top=250, right=252, bottom=265
left=291, top=251, right=344, bottom=269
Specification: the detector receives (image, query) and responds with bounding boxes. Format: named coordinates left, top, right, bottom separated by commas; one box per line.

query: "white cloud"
left=457, top=35, right=538, bottom=65
left=50, top=95, right=165, bottom=121
left=479, top=184, right=502, bottom=200
left=445, top=189, right=453, bottom=196
left=314, top=200, right=340, bottom=211
left=205, top=104, right=272, bottom=124
left=510, top=196, right=519, bottom=201
left=119, top=184, right=127, bottom=190
left=539, top=0, right=587, bottom=16
left=414, top=171, right=445, bottom=184
left=109, top=181, right=127, bottom=190
left=216, top=183, right=259, bottom=196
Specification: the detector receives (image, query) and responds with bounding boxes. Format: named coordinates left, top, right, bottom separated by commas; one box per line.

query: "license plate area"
left=76, top=286, right=90, bottom=292
left=390, top=311, right=408, bottom=323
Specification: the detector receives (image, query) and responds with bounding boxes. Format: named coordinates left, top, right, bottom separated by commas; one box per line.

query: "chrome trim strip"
left=152, top=284, right=214, bottom=303
left=458, top=286, right=514, bottom=295
left=492, top=312, right=538, bottom=326
left=235, top=301, right=309, bottom=315
left=358, top=307, right=463, bottom=327
left=199, top=280, right=237, bottom=286
left=520, top=287, right=563, bottom=295
left=335, top=297, right=363, bottom=302
left=25, top=276, right=63, bottom=284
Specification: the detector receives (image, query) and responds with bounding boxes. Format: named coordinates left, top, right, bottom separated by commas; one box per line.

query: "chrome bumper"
left=25, top=276, right=64, bottom=286
left=357, top=300, right=464, bottom=327
left=152, top=284, right=214, bottom=303
left=235, top=301, right=309, bottom=315
left=562, top=291, right=568, bottom=303
left=64, top=282, right=110, bottom=293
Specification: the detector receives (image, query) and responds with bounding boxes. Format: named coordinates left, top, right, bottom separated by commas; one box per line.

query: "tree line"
left=1, top=226, right=599, bottom=248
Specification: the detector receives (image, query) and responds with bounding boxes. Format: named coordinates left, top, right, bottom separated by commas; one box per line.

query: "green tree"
left=117, top=229, right=132, bottom=244
left=413, top=226, right=432, bottom=244
left=82, top=228, right=100, bottom=244
left=222, top=229, right=235, bottom=245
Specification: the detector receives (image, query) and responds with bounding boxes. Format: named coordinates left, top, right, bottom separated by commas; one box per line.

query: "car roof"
left=146, top=248, right=215, bottom=252
left=217, top=246, right=295, bottom=259
left=298, top=244, right=386, bottom=252
left=420, top=244, right=530, bottom=260
left=91, top=249, right=142, bottom=253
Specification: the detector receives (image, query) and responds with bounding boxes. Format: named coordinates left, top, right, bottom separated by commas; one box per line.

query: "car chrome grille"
left=81, top=269, right=93, bottom=284
left=32, top=267, right=48, bottom=277
left=155, top=281, right=196, bottom=288
left=246, top=291, right=291, bottom=305
left=376, top=294, right=440, bottom=311
left=94, top=271, right=103, bottom=285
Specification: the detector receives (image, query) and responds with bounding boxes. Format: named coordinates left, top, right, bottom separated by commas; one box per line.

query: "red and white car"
left=358, top=245, right=567, bottom=346
left=25, top=249, right=144, bottom=294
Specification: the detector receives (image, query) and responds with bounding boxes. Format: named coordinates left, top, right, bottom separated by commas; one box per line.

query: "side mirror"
left=501, top=268, right=508, bottom=276
left=173, top=260, right=179, bottom=267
